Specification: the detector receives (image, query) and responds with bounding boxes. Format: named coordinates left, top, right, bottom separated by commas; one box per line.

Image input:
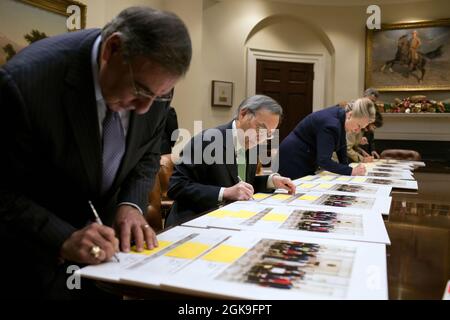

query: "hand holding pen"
left=88, top=201, right=120, bottom=262
left=222, top=176, right=255, bottom=201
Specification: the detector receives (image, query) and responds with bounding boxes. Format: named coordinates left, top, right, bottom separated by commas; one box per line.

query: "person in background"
left=360, top=111, right=384, bottom=159
left=363, top=87, right=380, bottom=103
left=161, top=103, right=179, bottom=155
left=278, top=98, right=376, bottom=180
left=343, top=88, right=380, bottom=163
left=166, top=95, right=296, bottom=227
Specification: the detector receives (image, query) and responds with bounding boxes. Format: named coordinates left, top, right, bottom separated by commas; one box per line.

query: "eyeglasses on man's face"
left=128, top=63, right=173, bottom=102
left=250, top=114, right=275, bottom=140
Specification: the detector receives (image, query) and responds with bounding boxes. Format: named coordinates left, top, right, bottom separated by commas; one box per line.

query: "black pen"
left=88, top=201, right=120, bottom=263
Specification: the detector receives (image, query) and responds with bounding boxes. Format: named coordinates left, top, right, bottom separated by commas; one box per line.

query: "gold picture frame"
left=212, top=80, right=234, bottom=107
left=19, top=0, right=87, bottom=30
left=1, top=0, right=87, bottom=65
left=365, top=19, right=450, bottom=91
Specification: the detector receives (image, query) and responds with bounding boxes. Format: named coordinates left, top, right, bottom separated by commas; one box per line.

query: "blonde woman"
left=278, top=98, right=376, bottom=179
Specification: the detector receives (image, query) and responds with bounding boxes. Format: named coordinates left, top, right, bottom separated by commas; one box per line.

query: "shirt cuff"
left=117, top=202, right=143, bottom=215
left=267, top=173, right=280, bottom=189
left=218, top=187, right=225, bottom=202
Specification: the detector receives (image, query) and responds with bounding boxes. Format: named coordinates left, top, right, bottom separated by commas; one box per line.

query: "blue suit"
left=278, top=106, right=352, bottom=179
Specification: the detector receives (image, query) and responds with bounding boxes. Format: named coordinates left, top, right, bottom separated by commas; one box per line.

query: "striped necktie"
left=101, top=109, right=125, bottom=194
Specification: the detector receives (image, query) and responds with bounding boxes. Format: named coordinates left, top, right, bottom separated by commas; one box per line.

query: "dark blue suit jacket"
left=166, top=121, right=270, bottom=227
left=278, top=106, right=352, bottom=179
left=0, top=29, right=168, bottom=298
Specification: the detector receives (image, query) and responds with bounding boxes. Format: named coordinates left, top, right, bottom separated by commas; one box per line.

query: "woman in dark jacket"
left=277, top=98, right=376, bottom=179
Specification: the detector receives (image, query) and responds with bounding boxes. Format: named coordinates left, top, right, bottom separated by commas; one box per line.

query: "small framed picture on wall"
left=211, top=80, right=233, bottom=107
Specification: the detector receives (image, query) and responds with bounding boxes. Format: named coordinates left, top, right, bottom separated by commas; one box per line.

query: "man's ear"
left=346, top=111, right=352, bottom=120
left=239, top=108, right=251, bottom=120
left=101, top=33, right=123, bottom=64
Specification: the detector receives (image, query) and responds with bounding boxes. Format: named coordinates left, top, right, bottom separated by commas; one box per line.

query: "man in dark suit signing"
left=166, top=95, right=296, bottom=227
left=0, top=7, right=191, bottom=298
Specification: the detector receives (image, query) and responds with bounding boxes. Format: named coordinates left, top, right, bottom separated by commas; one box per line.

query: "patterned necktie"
left=101, top=109, right=125, bottom=194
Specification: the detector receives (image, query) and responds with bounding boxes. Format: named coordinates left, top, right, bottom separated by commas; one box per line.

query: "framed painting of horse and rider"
left=365, top=19, right=450, bottom=91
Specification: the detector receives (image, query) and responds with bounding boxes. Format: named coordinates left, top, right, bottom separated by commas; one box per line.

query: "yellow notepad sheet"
left=207, top=209, right=234, bottom=218
left=320, top=176, right=336, bottom=181
left=131, top=240, right=173, bottom=256
left=299, top=195, right=320, bottom=201
left=165, top=242, right=210, bottom=259
left=202, top=245, right=247, bottom=263
left=253, top=193, right=271, bottom=200
left=262, top=212, right=288, bottom=222
left=228, top=210, right=258, bottom=219
left=300, top=183, right=315, bottom=189
left=271, top=194, right=292, bottom=201
left=352, top=177, right=367, bottom=183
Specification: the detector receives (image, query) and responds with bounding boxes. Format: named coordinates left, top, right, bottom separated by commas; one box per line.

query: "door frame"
left=246, top=48, right=325, bottom=111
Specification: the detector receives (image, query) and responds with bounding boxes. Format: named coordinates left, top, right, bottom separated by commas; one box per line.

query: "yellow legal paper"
left=300, top=183, right=315, bottom=189
left=202, top=245, right=247, bottom=263
left=132, top=240, right=172, bottom=255
left=320, top=176, right=336, bottom=181
left=271, top=194, right=292, bottom=201
left=262, top=212, right=288, bottom=222
left=352, top=177, right=367, bottom=183
left=253, top=193, right=271, bottom=200
left=336, top=176, right=352, bottom=181
left=207, top=209, right=234, bottom=218
left=318, top=184, right=333, bottom=189
left=299, top=195, right=319, bottom=201
left=228, top=210, right=258, bottom=219
left=165, top=242, right=210, bottom=259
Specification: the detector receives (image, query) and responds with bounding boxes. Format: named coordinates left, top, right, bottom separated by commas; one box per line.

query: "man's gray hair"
left=234, top=95, right=283, bottom=119
left=102, top=7, right=192, bottom=76
left=364, top=87, right=379, bottom=99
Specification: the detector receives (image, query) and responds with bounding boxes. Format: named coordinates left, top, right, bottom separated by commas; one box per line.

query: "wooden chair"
left=145, top=154, right=175, bottom=232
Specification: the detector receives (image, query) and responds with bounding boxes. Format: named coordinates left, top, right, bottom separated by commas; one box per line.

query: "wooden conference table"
left=97, top=161, right=450, bottom=300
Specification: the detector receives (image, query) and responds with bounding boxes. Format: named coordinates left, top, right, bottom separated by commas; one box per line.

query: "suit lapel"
left=220, top=122, right=239, bottom=185
left=63, top=30, right=102, bottom=194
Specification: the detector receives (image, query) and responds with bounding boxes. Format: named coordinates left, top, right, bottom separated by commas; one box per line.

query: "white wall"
left=79, top=0, right=164, bottom=28
left=61, top=0, right=450, bottom=139
left=197, top=0, right=450, bottom=140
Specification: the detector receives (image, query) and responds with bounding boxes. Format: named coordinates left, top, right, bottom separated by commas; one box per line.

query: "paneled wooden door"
left=256, top=59, right=314, bottom=143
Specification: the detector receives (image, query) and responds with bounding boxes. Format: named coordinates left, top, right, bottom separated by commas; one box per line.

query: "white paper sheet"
left=183, top=201, right=390, bottom=244
left=287, top=180, right=392, bottom=198
left=161, top=231, right=388, bottom=300
left=78, top=226, right=238, bottom=287
left=296, top=175, right=418, bottom=190
left=247, top=191, right=391, bottom=215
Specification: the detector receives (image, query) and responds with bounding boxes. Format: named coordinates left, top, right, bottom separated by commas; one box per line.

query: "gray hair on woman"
left=234, top=95, right=283, bottom=119
left=102, top=6, right=192, bottom=76
left=345, top=98, right=376, bottom=122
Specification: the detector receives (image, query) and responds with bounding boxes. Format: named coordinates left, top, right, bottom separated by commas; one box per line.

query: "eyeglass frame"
left=248, top=112, right=276, bottom=140
left=127, top=62, right=173, bottom=102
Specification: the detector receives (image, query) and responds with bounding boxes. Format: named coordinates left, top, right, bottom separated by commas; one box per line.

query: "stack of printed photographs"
left=78, top=160, right=422, bottom=299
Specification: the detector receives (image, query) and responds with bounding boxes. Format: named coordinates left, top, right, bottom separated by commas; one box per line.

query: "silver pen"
left=88, top=201, right=120, bottom=263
